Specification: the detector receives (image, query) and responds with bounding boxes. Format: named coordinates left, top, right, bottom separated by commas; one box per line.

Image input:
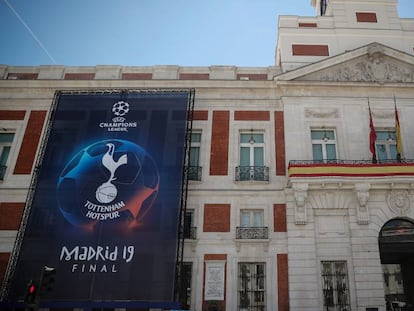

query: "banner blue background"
left=8, top=91, right=190, bottom=302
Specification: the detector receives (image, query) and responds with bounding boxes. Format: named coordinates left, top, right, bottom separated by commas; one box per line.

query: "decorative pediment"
left=275, top=42, right=414, bottom=83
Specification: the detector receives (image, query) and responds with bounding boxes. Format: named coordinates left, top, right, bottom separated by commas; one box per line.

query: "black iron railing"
left=188, top=166, right=202, bottom=181
left=184, top=226, right=197, bottom=240
left=236, top=227, right=268, bottom=239
left=235, top=166, right=269, bottom=182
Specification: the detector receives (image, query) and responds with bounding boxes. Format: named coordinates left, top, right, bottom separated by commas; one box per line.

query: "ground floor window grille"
left=178, top=262, right=192, bottom=309
left=238, top=262, right=266, bottom=311
left=321, top=261, right=350, bottom=311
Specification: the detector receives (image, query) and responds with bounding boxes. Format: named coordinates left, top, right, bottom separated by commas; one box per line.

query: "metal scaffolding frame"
left=1, top=88, right=196, bottom=310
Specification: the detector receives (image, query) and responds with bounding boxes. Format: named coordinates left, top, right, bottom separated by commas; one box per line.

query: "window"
left=240, top=132, right=264, bottom=167
left=382, top=264, right=405, bottom=310
left=237, top=132, right=268, bottom=181
left=178, top=262, right=192, bottom=309
left=188, top=132, right=202, bottom=180
left=240, top=210, right=264, bottom=228
left=238, top=262, right=266, bottom=311
left=376, top=130, right=397, bottom=161
left=0, top=133, right=15, bottom=180
left=321, top=261, right=350, bottom=311
left=237, top=210, right=267, bottom=239
left=311, top=129, right=337, bottom=162
left=183, top=209, right=196, bottom=239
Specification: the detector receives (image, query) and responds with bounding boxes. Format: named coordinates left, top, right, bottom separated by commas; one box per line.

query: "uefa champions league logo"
left=56, top=139, right=159, bottom=230
left=99, top=101, right=137, bottom=132
left=112, top=101, right=129, bottom=119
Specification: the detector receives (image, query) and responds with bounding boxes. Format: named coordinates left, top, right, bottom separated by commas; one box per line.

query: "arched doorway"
left=379, top=218, right=414, bottom=310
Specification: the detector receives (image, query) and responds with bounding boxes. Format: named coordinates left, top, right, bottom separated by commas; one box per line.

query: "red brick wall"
left=179, top=73, right=209, bottom=80
left=121, top=73, right=153, bottom=80
left=192, top=110, right=209, bottom=121
left=0, top=202, right=25, bottom=230
left=203, top=204, right=230, bottom=232
left=275, top=111, right=286, bottom=176
left=299, top=23, right=317, bottom=27
left=234, top=111, right=270, bottom=121
left=204, top=254, right=227, bottom=261
left=274, top=204, right=287, bottom=232
left=0, top=110, right=26, bottom=120
left=277, top=254, right=289, bottom=311
left=64, top=73, right=95, bottom=80
left=14, top=111, right=47, bottom=174
left=292, top=44, right=329, bottom=56
left=356, top=12, right=378, bottom=22
left=236, top=74, right=267, bottom=81
left=0, top=253, right=10, bottom=286
left=210, top=111, right=229, bottom=175
left=7, top=73, right=38, bottom=80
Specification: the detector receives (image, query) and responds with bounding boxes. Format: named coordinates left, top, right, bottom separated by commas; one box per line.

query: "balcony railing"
left=235, top=166, right=269, bottom=182
left=288, top=159, right=414, bottom=178
left=183, top=226, right=197, bottom=240
left=0, top=165, right=6, bottom=180
left=236, top=227, right=268, bottom=239
left=188, top=166, right=202, bottom=181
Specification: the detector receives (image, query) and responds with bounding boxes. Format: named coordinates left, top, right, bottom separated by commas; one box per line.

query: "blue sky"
left=0, top=0, right=413, bottom=67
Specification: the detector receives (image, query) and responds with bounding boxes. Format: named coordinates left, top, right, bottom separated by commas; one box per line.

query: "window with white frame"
left=321, top=261, right=350, bottom=311
left=0, top=133, right=15, bottom=180
left=188, top=132, right=202, bottom=180
left=311, top=129, right=337, bottom=162
left=238, top=262, right=266, bottom=311
left=240, top=132, right=264, bottom=167
left=237, top=209, right=267, bottom=239
left=238, top=132, right=268, bottom=181
left=375, top=130, right=397, bottom=161
left=240, top=210, right=264, bottom=228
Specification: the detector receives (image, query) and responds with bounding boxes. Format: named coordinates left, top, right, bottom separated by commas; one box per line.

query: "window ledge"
left=235, top=239, right=269, bottom=252
left=184, top=239, right=198, bottom=252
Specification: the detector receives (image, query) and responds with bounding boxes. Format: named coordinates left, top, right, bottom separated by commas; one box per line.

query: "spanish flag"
left=369, top=104, right=377, bottom=163
left=395, top=97, right=402, bottom=161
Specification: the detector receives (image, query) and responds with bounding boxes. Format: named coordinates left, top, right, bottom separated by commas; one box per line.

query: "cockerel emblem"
left=95, top=143, right=128, bottom=204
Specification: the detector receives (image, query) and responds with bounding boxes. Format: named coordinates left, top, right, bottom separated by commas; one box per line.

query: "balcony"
left=187, top=166, right=202, bottom=181
left=183, top=226, right=197, bottom=240
left=0, top=165, right=6, bottom=180
left=236, top=227, right=268, bottom=239
left=288, top=159, right=414, bottom=225
left=288, top=159, right=414, bottom=179
left=235, top=166, right=269, bottom=182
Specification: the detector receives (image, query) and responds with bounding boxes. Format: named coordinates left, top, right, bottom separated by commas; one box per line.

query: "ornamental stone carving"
left=292, top=183, right=309, bottom=224
left=354, top=183, right=371, bottom=224
left=387, top=190, right=411, bottom=216
left=300, top=53, right=414, bottom=83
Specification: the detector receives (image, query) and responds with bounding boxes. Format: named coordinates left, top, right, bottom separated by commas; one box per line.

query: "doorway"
left=379, top=218, right=414, bottom=310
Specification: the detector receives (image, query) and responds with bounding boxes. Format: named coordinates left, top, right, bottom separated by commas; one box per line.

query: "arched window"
left=380, top=218, right=414, bottom=238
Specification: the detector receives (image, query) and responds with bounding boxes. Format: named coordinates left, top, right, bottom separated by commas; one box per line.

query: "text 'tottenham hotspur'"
left=60, top=245, right=134, bottom=273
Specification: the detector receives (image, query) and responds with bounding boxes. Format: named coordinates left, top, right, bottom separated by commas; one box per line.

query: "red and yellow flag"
left=369, top=105, right=377, bottom=163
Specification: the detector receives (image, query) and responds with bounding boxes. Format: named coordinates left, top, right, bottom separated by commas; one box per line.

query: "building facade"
left=1, top=0, right=414, bottom=310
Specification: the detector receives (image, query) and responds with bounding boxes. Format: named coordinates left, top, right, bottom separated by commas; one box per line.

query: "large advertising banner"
left=7, top=90, right=191, bottom=302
